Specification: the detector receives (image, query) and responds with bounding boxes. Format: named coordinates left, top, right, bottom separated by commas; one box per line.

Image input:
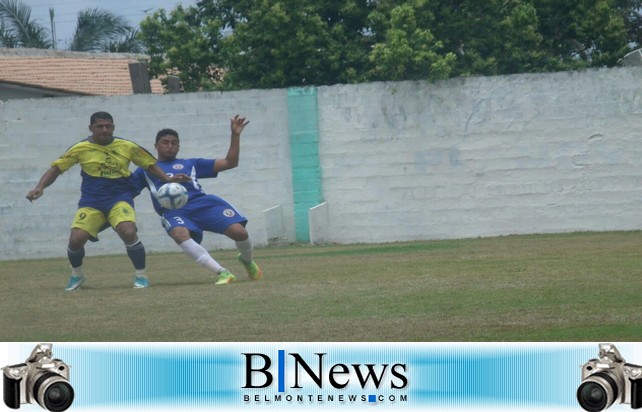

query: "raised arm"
left=214, top=115, right=250, bottom=173
left=26, top=166, right=62, bottom=202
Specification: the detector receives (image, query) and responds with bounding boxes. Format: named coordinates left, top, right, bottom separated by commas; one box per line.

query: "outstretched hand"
left=231, top=115, right=249, bottom=136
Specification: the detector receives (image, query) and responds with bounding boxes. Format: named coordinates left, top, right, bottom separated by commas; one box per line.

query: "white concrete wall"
left=316, top=68, right=642, bottom=242
left=2, top=67, right=642, bottom=260
left=0, top=90, right=294, bottom=260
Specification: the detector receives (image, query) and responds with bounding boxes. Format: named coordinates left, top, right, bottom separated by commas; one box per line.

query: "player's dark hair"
left=156, top=128, right=179, bottom=143
left=90, top=111, right=114, bottom=125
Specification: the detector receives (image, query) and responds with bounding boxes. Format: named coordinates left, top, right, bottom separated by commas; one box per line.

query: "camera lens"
left=44, top=382, right=73, bottom=411
left=577, top=373, right=618, bottom=412
left=33, top=373, right=74, bottom=412
left=578, top=382, right=608, bottom=411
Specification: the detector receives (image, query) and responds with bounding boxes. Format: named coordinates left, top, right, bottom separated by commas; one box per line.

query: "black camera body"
left=577, top=343, right=642, bottom=412
left=3, top=344, right=74, bottom=412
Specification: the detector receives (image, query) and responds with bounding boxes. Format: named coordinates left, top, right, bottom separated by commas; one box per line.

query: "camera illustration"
left=577, top=343, right=642, bottom=411
left=3, top=343, right=74, bottom=412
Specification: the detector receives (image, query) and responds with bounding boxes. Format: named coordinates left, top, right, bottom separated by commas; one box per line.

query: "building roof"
left=0, top=48, right=163, bottom=96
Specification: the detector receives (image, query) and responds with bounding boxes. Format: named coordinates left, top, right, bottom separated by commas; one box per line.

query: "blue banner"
left=2, top=342, right=640, bottom=412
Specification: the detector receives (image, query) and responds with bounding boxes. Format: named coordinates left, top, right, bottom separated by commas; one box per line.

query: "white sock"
left=179, top=238, right=224, bottom=274
left=71, top=265, right=85, bottom=277
left=135, top=269, right=147, bottom=278
left=236, top=238, right=254, bottom=263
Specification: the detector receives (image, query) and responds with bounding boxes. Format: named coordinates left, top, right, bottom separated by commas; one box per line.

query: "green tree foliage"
left=368, top=3, right=456, bottom=81
left=423, top=0, right=549, bottom=76
left=534, top=0, right=634, bottom=69
left=67, top=8, right=136, bottom=52
left=0, top=0, right=143, bottom=52
left=0, top=0, right=51, bottom=48
left=105, top=29, right=145, bottom=54
left=139, top=0, right=642, bottom=91
left=200, top=0, right=375, bottom=89
left=4, top=0, right=641, bottom=90
left=138, top=6, right=225, bottom=91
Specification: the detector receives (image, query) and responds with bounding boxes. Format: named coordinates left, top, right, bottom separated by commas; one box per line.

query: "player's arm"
left=145, top=163, right=191, bottom=183
left=130, top=168, right=148, bottom=198
left=214, top=114, right=249, bottom=173
left=130, top=142, right=189, bottom=183
left=26, top=166, right=62, bottom=202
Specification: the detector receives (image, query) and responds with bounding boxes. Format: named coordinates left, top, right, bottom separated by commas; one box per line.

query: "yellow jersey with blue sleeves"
left=52, top=137, right=157, bottom=212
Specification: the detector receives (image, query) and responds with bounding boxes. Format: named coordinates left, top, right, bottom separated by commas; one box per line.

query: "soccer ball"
left=156, top=182, right=188, bottom=209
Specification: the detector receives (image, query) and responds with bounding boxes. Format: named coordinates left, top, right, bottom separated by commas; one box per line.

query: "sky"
left=19, top=0, right=198, bottom=49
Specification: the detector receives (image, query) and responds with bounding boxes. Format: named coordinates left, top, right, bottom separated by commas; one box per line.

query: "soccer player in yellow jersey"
left=26, top=111, right=189, bottom=291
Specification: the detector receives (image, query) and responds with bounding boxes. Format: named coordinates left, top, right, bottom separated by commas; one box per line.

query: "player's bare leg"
left=68, top=227, right=91, bottom=251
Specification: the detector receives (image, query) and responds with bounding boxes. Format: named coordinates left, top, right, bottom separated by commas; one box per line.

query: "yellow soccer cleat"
left=215, top=269, right=237, bottom=285
left=237, top=254, right=263, bottom=280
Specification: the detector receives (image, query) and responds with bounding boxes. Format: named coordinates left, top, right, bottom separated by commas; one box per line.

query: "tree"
left=140, top=0, right=642, bottom=90
left=370, top=0, right=551, bottom=77
left=423, top=0, right=636, bottom=75
left=367, top=2, right=456, bottom=81
left=138, top=5, right=225, bottom=91
left=105, top=29, right=145, bottom=54
left=221, top=0, right=340, bottom=89
left=139, top=0, right=375, bottom=90
left=67, top=8, right=138, bottom=53
left=624, top=0, right=642, bottom=49
left=215, top=0, right=375, bottom=88
left=0, top=0, right=143, bottom=53
left=534, top=0, right=634, bottom=68
left=0, top=0, right=51, bottom=48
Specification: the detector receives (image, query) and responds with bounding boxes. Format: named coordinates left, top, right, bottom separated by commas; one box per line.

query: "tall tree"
left=105, top=29, right=144, bottom=54
left=137, top=0, right=642, bottom=90
left=624, top=0, right=642, bottom=49
left=0, top=0, right=144, bottom=53
left=209, top=0, right=375, bottom=88
left=0, top=0, right=51, bottom=48
left=221, top=0, right=341, bottom=89
left=370, top=0, right=550, bottom=77
left=368, top=2, right=456, bottom=81
left=139, top=5, right=225, bottom=91
left=139, top=0, right=375, bottom=90
left=534, top=0, right=634, bottom=68
left=67, top=8, right=133, bottom=52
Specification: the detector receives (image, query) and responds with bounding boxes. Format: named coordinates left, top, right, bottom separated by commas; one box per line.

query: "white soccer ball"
left=156, top=182, right=188, bottom=209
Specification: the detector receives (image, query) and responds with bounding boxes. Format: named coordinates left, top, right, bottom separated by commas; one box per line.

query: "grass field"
left=1, top=231, right=641, bottom=342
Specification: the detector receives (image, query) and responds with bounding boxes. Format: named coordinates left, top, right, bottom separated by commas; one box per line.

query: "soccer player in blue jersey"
left=26, top=111, right=190, bottom=291
left=132, top=115, right=263, bottom=285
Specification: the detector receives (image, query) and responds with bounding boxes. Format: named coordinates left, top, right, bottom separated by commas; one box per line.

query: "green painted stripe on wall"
left=287, top=87, right=323, bottom=242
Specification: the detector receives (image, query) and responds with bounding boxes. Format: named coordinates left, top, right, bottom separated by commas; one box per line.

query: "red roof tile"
left=0, top=48, right=163, bottom=95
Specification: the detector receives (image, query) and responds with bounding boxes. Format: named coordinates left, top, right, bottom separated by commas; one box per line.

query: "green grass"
left=1, top=231, right=641, bottom=341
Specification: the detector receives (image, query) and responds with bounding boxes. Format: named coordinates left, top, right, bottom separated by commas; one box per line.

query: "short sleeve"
left=51, top=146, right=80, bottom=173
left=129, top=143, right=158, bottom=169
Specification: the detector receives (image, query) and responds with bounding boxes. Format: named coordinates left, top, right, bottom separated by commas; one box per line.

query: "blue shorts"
left=160, top=194, right=247, bottom=244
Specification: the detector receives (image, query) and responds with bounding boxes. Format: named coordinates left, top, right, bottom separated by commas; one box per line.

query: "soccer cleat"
left=133, top=276, right=150, bottom=289
left=65, top=275, right=85, bottom=291
left=237, top=253, right=263, bottom=280
left=215, top=270, right=236, bottom=285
